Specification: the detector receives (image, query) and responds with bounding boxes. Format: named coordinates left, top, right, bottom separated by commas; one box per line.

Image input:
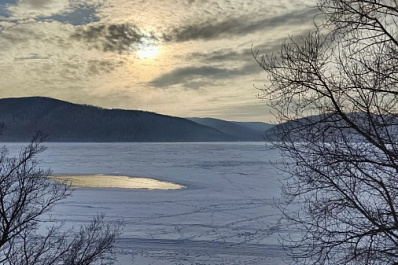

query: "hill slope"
left=0, top=97, right=235, bottom=142
left=188, top=118, right=272, bottom=141
left=232, top=121, right=273, bottom=132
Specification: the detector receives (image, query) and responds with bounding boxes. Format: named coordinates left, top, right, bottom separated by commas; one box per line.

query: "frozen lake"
left=5, top=142, right=288, bottom=264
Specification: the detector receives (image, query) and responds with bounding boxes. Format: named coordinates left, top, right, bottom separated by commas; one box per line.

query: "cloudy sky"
left=0, top=0, right=316, bottom=122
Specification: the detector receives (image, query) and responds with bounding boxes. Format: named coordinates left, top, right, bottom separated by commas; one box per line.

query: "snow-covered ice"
left=51, top=174, right=185, bottom=190
left=4, top=142, right=288, bottom=264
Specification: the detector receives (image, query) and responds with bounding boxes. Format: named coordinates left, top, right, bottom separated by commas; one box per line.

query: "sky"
left=0, top=0, right=316, bottom=122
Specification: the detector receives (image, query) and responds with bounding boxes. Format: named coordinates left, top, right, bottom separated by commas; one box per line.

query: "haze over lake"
left=3, top=142, right=286, bottom=265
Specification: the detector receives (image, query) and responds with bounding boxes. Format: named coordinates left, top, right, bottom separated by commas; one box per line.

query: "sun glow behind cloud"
left=136, top=35, right=159, bottom=59
left=0, top=0, right=317, bottom=122
left=136, top=44, right=159, bottom=59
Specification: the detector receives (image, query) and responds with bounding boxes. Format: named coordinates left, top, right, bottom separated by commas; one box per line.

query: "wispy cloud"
left=6, top=0, right=71, bottom=20
left=86, top=59, right=124, bottom=75
left=162, top=8, right=316, bottom=42
left=150, top=63, right=262, bottom=89
left=186, top=30, right=313, bottom=63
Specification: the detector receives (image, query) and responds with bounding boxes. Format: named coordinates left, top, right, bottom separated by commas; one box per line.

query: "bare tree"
left=256, top=1, right=398, bottom=264
left=0, top=131, right=121, bottom=265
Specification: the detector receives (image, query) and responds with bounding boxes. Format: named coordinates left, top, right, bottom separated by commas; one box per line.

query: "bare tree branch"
left=256, top=0, right=398, bottom=264
left=0, top=130, right=121, bottom=265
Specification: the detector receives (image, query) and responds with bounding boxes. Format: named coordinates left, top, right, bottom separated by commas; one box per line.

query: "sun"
left=136, top=45, right=159, bottom=59
left=136, top=35, right=160, bottom=59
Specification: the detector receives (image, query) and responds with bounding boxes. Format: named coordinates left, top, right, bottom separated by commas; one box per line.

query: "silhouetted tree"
left=256, top=1, right=398, bottom=264
left=0, top=131, right=121, bottom=265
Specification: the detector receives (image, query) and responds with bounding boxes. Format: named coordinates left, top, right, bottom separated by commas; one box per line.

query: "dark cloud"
left=150, top=66, right=232, bottom=88
left=189, top=49, right=249, bottom=62
left=163, top=8, right=317, bottom=42
left=187, top=47, right=261, bottom=63
left=150, top=63, right=262, bottom=88
left=71, top=24, right=153, bottom=53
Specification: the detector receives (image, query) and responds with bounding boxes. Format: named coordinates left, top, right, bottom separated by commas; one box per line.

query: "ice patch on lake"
left=51, top=174, right=185, bottom=190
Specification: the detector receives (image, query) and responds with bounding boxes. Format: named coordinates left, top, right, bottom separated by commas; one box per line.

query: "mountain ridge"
left=0, top=97, right=272, bottom=142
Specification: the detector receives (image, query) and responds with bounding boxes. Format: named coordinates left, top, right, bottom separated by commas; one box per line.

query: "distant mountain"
left=188, top=117, right=272, bottom=141
left=232, top=121, right=274, bottom=132
left=0, top=97, right=238, bottom=142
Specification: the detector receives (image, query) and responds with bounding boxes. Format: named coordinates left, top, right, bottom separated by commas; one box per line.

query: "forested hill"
left=0, top=97, right=236, bottom=142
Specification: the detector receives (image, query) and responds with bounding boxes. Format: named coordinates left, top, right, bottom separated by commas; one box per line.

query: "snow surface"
left=4, top=142, right=289, bottom=265
left=51, top=174, right=185, bottom=190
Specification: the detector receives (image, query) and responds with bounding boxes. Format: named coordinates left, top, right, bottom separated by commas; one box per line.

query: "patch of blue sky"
left=39, top=6, right=100, bottom=26
left=0, top=0, right=18, bottom=18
